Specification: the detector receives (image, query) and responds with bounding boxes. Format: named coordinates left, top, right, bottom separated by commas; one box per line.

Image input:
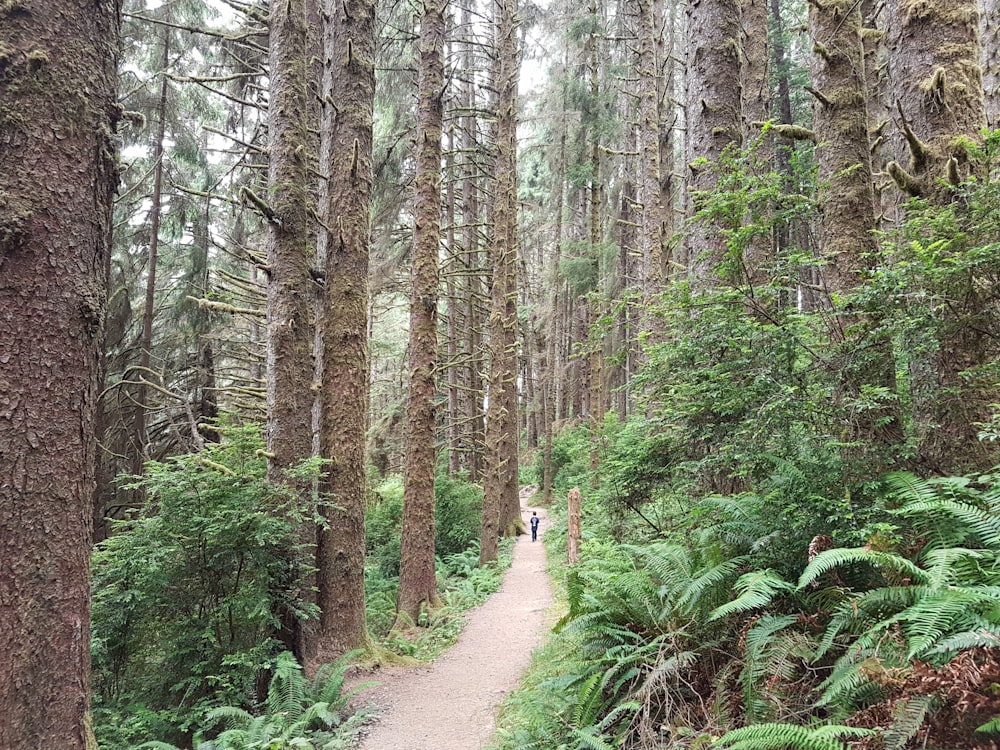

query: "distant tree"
left=312, top=0, right=376, bottom=667
left=0, top=0, right=119, bottom=745
left=398, top=0, right=447, bottom=623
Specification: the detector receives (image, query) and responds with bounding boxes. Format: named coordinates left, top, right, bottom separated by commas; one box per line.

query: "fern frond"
left=676, top=556, right=748, bottom=616
left=978, top=715, right=1000, bottom=733
left=797, top=547, right=928, bottom=590
left=714, top=722, right=873, bottom=750
left=710, top=570, right=794, bottom=621
left=203, top=705, right=255, bottom=728
left=883, top=695, right=936, bottom=750
left=931, top=626, right=1000, bottom=654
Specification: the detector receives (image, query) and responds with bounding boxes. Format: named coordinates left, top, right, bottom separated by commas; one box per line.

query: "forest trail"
left=353, top=488, right=554, bottom=750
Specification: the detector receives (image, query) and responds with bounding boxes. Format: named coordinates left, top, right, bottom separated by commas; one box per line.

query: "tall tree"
left=0, top=0, right=119, bottom=745
left=265, top=0, right=316, bottom=660
left=685, top=0, right=743, bottom=282
left=311, top=0, right=376, bottom=667
left=885, top=0, right=992, bottom=473
left=481, top=0, right=521, bottom=563
left=808, top=0, right=903, bottom=471
left=397, top=0, right=447, bottom=623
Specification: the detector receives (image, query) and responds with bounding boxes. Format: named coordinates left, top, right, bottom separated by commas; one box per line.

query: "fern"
left=709, top=569, right=794, bottom=621
left=797, top=547, right=929, bottom=590
left=882, top=695, right=936, bottom=750
left=714, top=722, right=873, bottom=750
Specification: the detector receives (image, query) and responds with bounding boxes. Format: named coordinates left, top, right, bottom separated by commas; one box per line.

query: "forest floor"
left=350, top=487, right=555, bottom=750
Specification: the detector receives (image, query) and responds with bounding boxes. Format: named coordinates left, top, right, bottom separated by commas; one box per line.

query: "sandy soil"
left=352, top=491, right=554, bottom=750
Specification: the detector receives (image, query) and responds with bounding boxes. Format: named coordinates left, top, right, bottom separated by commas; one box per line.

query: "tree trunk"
left=398, top=0, right=445, bottom=623
left=809, top=0, right=903, bottom=472
left=266, top=0, right=316, bottom=663
left=983, top=0, right=1000, bottom=127
left=311, top=0, right=376, bottom=667
left=886, top=0, right=992, bottom=473
left=482, top=0, right=521, bottom=561
left=685, top=0, right=742, bottom=284
left=886, top=0, right=985, bottom=200
left=133, top=26, right=170, bottom=481
left=0, top=0, right=118, bottom=744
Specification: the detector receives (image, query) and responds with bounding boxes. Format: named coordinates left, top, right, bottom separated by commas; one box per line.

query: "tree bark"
left=886, top=0, right=992, bottom=473
left=481, top=0, right=521, bottom=562
left=685, top=0, right=743, bottom=284
left=809, top=0, right=904, bottom=471
left=983, top=0, right=1000, bottom=127
left=266, top=0, right=317, bottom=663
left=0, top=0, right=119, bottom=744
left=133, top=26, right=170, bottom=481
left=311, top=0, right=376, bottom=667
left=397, top=0, right=446, bottom=623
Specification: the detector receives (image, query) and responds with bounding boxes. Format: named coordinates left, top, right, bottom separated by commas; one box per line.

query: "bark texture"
left=685, top=0, right=743, bottom=284
left=481, top=0, right=521, bottom=563
left=984, top=0, right=1000, bottom=126
left=809, top=0, right=877, bottom=311
left=886, top=0, right=993, bottom=473
left=0, top=0, right=119, bottom=745
left=266, top=0, right=316, bottom=661
left=397, top=0, right=446, bottom=622
left=311, top=0, right=375, bottom=667
left=809, top=0, right=903, bottom=466
left=886, top=0, right=985, bottom=200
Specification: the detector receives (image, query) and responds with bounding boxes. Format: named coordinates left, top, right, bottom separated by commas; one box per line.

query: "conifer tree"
left=0, top=0, right=119, bottom=744
left=398, top=0, right=447, bottom=622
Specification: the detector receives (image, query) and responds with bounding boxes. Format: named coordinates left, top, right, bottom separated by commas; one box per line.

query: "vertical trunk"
left=886, top=0, right=992, bottom=473
left=886, top=0, right=985, bottom=200
left=740, top=0, right=773, bottom=290
left=460, top=2, right=484, bottom=481
left=638, top=0, right=665, bottom=299
left=446, top=121, right=461, bottom=476
left=0, top=0, right=118, bottom=744
left=685, top=0, right=743, bottom=284
left=311, top=0, right=376, bottom=667
left=769, top=0, right=795, bottom=257
left=397, top=0, right=445, bottom=623
left=542, top=111, right=567, bottom=504
left=266, top=0, right=316, bottom=662
left=133, top=27, right=170, bottom=478
left=482, top=0, right=521, bottom=562
left=809, top=0, right=903, bottom=469
left=984, top=0, right=1000, bottom=127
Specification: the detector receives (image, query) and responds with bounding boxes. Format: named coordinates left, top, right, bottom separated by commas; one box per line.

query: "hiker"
left=530, top=511, right=540, bottom=542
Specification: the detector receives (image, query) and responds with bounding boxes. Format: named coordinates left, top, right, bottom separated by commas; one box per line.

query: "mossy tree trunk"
left=983, top=0, right=1000, bottom=127
left=459, top=0, right=485, bottom=482
left=685, top=0, right=743, bottom=284
left=397, top=0, right=446, bottom=624
left=481, top=0, right=521, bottom=562
left=0, top=0, right=119, bottom=744
left=310, top=0, right=375, bottom=668
left=886, top=0, right=993, bottom=474
left=808, top=0, right=904, bottom=473
left=266, top=0, right=316, bottom=662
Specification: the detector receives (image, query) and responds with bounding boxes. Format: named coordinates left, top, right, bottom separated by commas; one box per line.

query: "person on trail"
left=530, top=511, right=540, bottom=542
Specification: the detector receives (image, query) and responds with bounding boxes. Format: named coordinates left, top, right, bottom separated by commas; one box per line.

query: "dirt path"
left=353, top=490, right=554, bottom=750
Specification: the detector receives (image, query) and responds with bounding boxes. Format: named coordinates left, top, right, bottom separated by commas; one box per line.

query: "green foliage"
left=137, top=651, right=368, bottom=750
left=366, top=472, right=482, bottom=577
left=714, top=723, right=874, bottom=750
left=92, top=423, right=321, bottom=748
